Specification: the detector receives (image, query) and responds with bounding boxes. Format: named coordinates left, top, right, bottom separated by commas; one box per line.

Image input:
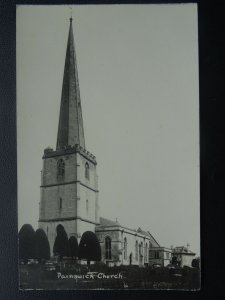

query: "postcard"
left=17, top=4, right=200, bottom=290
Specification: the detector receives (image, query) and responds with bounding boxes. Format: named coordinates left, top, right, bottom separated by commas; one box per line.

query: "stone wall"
left=97, top=230, right=121, bottom=264
left=96, top=226, right=160, bottom=266
left=39, top=184, right=77, bottom=220
left=39, top=147, right=99, bottom=256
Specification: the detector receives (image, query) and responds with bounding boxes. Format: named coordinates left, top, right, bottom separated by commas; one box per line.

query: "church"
left=38, top=17, right=171, bottom=267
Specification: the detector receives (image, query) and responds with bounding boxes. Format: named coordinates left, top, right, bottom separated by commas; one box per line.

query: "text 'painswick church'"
left=38, top=18, right=172, bottom=267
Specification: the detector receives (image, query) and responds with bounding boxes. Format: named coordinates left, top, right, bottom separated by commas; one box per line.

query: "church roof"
left=137, top=227, right=159, bottom=244
left=99, top=218, right=158, bottom=242
left=56, top=17, right=85, bottom=150
left=99, top=217, right=120, bottom=227
left=137, top=227, right=149, bottom=236
left=97, top=217, right=160, bottom=246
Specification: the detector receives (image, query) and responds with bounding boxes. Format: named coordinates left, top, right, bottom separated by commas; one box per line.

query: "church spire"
left=56, top=17, right=85, bottom=150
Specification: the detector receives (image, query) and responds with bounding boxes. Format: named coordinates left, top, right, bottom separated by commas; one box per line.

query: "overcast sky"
left=17, top=4, right=199, bottom=254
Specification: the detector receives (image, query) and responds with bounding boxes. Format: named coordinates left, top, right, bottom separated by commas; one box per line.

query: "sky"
left=17, top=4, right=200, bottom=255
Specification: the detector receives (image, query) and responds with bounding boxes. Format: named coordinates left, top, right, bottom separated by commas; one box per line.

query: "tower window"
left=86, top=199, right=89, bottom=213
left=57, top=159, right=65, bottom=177
left=85, top=162, right=89, bottom=179
left=59, top=198, right=62, bottom=209
left=105, top=237, right=111, bottom=260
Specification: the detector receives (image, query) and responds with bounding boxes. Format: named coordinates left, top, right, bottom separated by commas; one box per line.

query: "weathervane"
left=69, top=6, right=73, bottom=22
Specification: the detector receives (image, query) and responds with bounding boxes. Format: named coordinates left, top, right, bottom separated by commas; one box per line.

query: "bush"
left=172, top=256, right=178, bottom=265
left=19, top=224, right=35, bottom=262
left=78, top=231, right=101, bottom=263
left=67, top=236, right=78, bottom=258
left=35, top=228, right=50, bottom=262
left=53, top=224, right=69, bottom=260
left=89, top=261, right=108, bottom=272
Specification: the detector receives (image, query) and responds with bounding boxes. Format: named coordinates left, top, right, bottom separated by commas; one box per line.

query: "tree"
left=78, top=231, right=101, bottom=264
left=68, top=236, right=78, bottom=259
left=171, top=255, right=178, bottom=265
left=19, top=224, right=35, bottom=262
left=192, top=257, right=200, bottom=269
left=53, top=224, right=68, bottom=260
left=35, top=229, right=50, bottom=263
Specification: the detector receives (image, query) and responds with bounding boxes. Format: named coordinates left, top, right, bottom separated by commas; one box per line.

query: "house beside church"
left=172, top=246, right=196, bottom=267
left=148, top=246, right=172, bottom=267
left=38, top=17, right=169, bottom=267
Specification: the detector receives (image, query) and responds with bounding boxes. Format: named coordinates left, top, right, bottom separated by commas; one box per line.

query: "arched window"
left=135, top=241, right=138, bottom=261
left=59, top=198, right=62, bottom=209
left=105, top=237, right=111, bottom=260
left=85, top=162, right=90, bottom=179
left=139, top=242, right=143, bottom=261
left=145, top=242, right=148, bottom=263
left=124, top=237, right=127, bottom=260
left=57, top=159, right=65, bottom=177
left=129, top=253, right=132, bottom=265
left=139, top=243, right=141, bottom=262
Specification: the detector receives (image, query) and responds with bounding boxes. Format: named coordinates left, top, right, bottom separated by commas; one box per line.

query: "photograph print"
left=17, top=4, right=200, bottom=290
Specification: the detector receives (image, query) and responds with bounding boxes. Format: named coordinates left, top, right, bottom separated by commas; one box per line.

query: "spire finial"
left=69, top=6, right=73, bottom=23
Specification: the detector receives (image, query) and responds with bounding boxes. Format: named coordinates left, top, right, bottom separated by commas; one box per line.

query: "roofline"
left=172, top=252, right=196, bottom=256
left=149, top=246, right=172, bottom=251
left=96, top=223, right=160, bottom=245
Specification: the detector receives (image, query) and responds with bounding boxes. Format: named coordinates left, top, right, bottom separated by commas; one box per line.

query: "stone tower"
left=38, top=18, right=99, bottom=255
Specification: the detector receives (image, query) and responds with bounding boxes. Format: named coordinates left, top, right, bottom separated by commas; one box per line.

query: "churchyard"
left=19, top=260, right=200, bottom=290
